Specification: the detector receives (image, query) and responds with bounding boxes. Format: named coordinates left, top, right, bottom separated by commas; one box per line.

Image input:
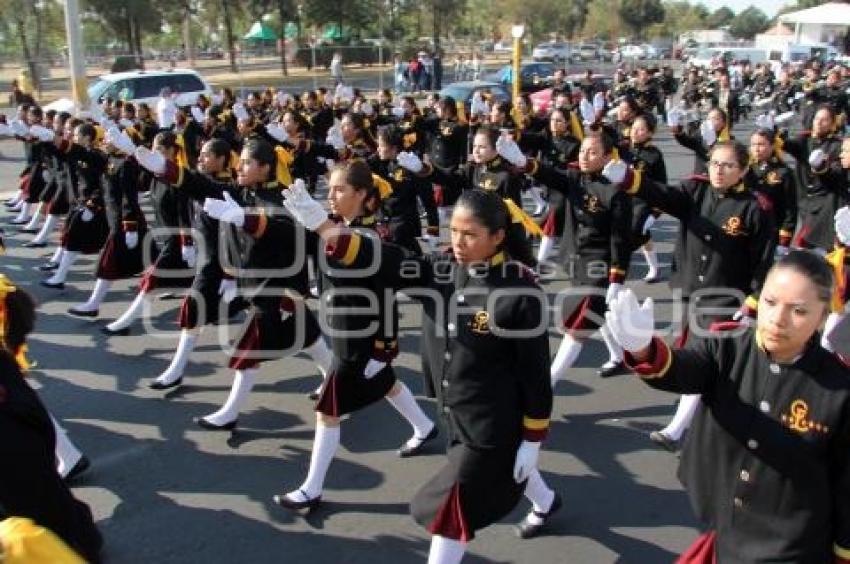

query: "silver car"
left=532, top=42, right=571, bottom=63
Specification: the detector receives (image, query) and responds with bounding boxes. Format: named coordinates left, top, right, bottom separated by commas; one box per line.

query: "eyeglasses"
left=709, top=160, right=740, bottom=170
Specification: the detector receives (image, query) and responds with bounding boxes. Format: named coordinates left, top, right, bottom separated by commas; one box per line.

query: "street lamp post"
left=64, top=0, right=89, bottom=108
left=511, top=24, right=525, bottom=105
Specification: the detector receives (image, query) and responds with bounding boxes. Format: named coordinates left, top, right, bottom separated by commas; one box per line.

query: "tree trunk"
left=221, top=0, right=238, bottom=73
left=184, top=4, right=195, bottom=67
left=278, top=0, right=288, bottom=76
left=14, top=15, right=39, bottom=94
left=432, top=1, right=441, bottom=54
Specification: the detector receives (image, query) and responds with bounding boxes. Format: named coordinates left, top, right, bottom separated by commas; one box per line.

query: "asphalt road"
left=0, top=112, right=847, bottom=563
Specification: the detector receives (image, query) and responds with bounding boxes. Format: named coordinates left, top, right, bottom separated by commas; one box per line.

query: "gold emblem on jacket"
left=765, top=170, right=780, bottom=185
left=585, top=194, right=601, bottom=213
left=721, top=216, right=744, bottom=236
left=470, top=311, right=490, bottom=335
left=781, top=399, right=830, bottom=434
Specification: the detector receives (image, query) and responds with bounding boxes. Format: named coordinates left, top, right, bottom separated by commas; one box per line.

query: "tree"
left=582, top=0, right=624, bottom=41
left=619, top=0, right=665, bottom=40
left=648, top=1, right=707, bottom=40
left=705, top=6, right=734, bottom=28
left=728, top=6, right=769, bottom=39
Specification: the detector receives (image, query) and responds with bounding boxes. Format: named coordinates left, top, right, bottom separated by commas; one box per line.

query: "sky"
left=691, top=0, right=791, bottom=18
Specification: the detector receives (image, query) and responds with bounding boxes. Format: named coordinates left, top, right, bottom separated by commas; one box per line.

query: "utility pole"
left=64, top=0, right=89, bottom=108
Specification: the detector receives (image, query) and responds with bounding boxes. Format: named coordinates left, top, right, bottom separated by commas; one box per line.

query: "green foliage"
left=728, top=5, right=769, bottom=39
left=705, top=6, right=734, bottom=28
left=619, top=0, right=665, bottom=39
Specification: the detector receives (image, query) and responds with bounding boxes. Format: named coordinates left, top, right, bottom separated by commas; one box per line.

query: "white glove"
left=579, top=98, right=595, bottom=124
left=218, top=278, right=237, bottom=304
left=266, top=123, right=288, bottom=143
left=835, top=206, right=850, bottom=246
left=363, top=359, right=387, bottom=379
left=512, top=440, right=541, bottom=483
left=81, top=207, right=94, bottom=223
left=732, top=308, right=755, bottom=326
left=604, top=288, right=655, bottom=353
left=754, top=114, right=774, bottom=130
left=10, top=120, right=29, bottom=137
left=276, top=91, right=292, bottom=106
left=774, top=111, right=795, bottom=125
left=232, top=102, right=250, bottom=123
left=326, top=125, right=345, bottom=151
left=641, top=215, right=656, bottom=235
left=495, top=135, right=527, bottom=168
left=181, top=244, right=197, bottom=268
left=593, top=91, right=606, bottom=112
left=190, top=106, right=205, bottom=123
left=0, top=123, right=10, bottom=136
left=700, top=120, right=716, bottom=146
left=606, top=282, right=623, bottom=305
left=119, top=118, right=134, bottom=128
left=324, top=92, right=335, bottom=106
left=397, top=151, right=423, bottom=174
left=113, top=129, right=136, bottom=156
left=753, top=97, right=773, bottom=108
left=203, top=192, right=245, bottom=228
left=470, top=92, right=485, bottom=115
left=125, top=231, right=138, bottom=250
left=794, top=91, right=805, bottom=100
left=282, top=179, right=328, bottom=231
left=420, top=233, right=440, bottom=253
left=157, top=100, right=177, bottom=129
left=601, top=159, right=627, bottom=185
left=361, top=101, right=374, bottom=116
left=391, top=106, right=406, bottom=118
left=211, top=94, right=224, bottom=106
left=29, top=125, right=54, bottom=142
left=134, top=146, right=166, bottom=174
left=775, top=244, right=790, bottom=257
left=808, top=148, right=827, bottom=169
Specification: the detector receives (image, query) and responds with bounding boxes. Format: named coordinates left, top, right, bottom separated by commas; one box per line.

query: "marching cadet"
left=0, top=277, right=103, bottom=563
left=744, top=126, right=798, bottom=254
left=137, top=138, right=332, bottom=424
left=420, top=95, right=469, bottom=222
left=781, top=104, right=845, bottom=253
left=66, top=128, right=148, bottom=318
left=301, top=89, right=334, bottom=142
left=623, top=140, right=776, bottom=450
left=667, top=106, right=733, bottom=175
left=207, top=162, right=438, bottom=508
left=500, top=131, right=634, bottom=383
left=11, top=106, right=48, bottom=226
left=771, top=68, right=800, bottom=114
left=607, top=251, right=850, bottom=563
left=819, top=68, right=849, bottom=129
left=100, top=130, right=194, bottom=335
left=40, top=122, right=110, bottom=290
left=705, top=67, right=740, bottom=125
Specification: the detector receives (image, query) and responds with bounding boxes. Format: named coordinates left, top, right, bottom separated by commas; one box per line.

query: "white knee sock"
left=661, top=394, right=701, bottom=441
left=6, top=189, right=21, bottom=205
left=155, top=330, right=198, bottom=385
left=106, top=293, right=147, bottom=331
left=524, top=469, right=555, bottom=519
left=529, top=185, right=546, bottom=215
left=599, top=323, right=623, bottom=365
left=821, top=312, right=844, bottom=352
left=50, top=246, right=65, bottom=264
left=550, top=335, right=582, bottom=387
left=292, top=423, right=340, bottom=499
left=642, top=246, right=659, bottom=280
left=45, top=250, right=79, bottom=284
left=386, top=382, right=434, bottom=446
left=427, top=535, right=466, bottom=564
left=537, top=236, right=556, bottom=263
left=203, top=368, right=257, bottom=425
left=76, top=279, right=112, bottom=312
left=31, top=213, right=58, bottom=244
left=12, top=202, right=32, bottom=223
left=51, top=416, right=83, bottom=478
left=22, top=203, right=43, bottom=230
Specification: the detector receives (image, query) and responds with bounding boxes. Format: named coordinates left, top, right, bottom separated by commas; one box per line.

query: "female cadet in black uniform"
left=209, top=161, right=437, bottom=509
left=100, top=130, right=195, bottom=336
left=138, top=138, right=331, bottom=425
left=667, top=107, right=732, bottom=176
left=67, top=127, right=148, bottom=318
left=501, top=131, right=634, bottom=387
left=40, top=123, right=109, bottom=290
left=624, top=140, right=776, bottom=451
left=744, top=127, right=797, bottom=255
left=781, top=104, right=846, bottom=253
left=0, top=277, right=103, bottom=563
left=420, top=96, right=469, bottom=224
left=607, top=252, right=850, bottom=564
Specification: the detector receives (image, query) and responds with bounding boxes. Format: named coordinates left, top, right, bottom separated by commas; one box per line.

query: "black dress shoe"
left=101, top=325, right=130, bottom=336
left=597, top=360, right=627, bottom=378
left=516, top=492, right=562, bottom=539
left=272, top=489, right=322, bottom=511
left=19, top=227, right=39, bottom=234
left=9, top=217, right=31, bottom=225
left=149, top=377, right=182, bottom=390
left=195, top=416, right=237, bottom=431
left=649, top=430, right=679, bottom=452
left=38, top=262, right=59, bottom=271
left=643, top=275, right=663, bottom=284
left=64, top=455, right=90, bottom=482
left=398, top=426, right=439, bottom=458
left=23, top=241, right=47, bottom=248
left=39, top=279, right=65, bottom=290
left=68, top=307, right=98, bottom=318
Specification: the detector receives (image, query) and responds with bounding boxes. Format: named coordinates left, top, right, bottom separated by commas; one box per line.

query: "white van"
left=765, top=43, right=840, bottom=68
left=86, top=69, right=213, bottom=107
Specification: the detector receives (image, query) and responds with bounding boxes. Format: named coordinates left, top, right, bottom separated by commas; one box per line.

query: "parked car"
left=578, top=43, right=601, bottom=61
left=620, top=44, right=645, bottom=59
left=483, top=62, right=556, bottom=93
left=640, top=44, right=659, bottom=59
left=532, top=42, right=572, bottom=63
left=493, top=41, right=513, bottom=53
left=529, top=73, right=613, bottom=114
left=438, top=80, right=512, bottom=111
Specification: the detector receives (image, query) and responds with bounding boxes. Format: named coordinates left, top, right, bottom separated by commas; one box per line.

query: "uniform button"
left=769, top=363, right=780, bottom=374
left=701, top=254, right=707, bottom=261
left=733, top=497, right=744, bottom=508
left=704, top=234, right=712, bottom=242
left=759, top=401, right=770, bottom=413
left=739, top=469, right=750, bottom=482
left=442, top=379, right=449, bottom=388
left=447, top=322, right=456, bottom=332
left=325, top=295, right=332, bottom=303
left=698, top=275, right=705, bottom=282
left=444, top=351, right=451, bottom=360
left=457, top=294, right=465, bottom=303
left=443, top=406, right=450, bottom=414
left=747, top=439, right=759, bottom=450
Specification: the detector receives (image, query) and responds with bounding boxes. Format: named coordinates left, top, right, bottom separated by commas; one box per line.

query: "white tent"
left=778, top=2, right=850, bottom=44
